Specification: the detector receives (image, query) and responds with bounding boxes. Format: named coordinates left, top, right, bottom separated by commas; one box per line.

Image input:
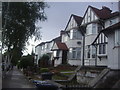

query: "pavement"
left=2, top=66, right=36, bottom=88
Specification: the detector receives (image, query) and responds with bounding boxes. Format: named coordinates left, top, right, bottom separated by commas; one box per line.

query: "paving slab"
left=2, top=66, right=35, bottom=88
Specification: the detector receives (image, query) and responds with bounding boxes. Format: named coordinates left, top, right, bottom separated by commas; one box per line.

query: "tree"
left=2, top=2, right=48, bottom=65
left=19, top=55, right=34, bottom=69
left=38, top=54, right=50, bottom=68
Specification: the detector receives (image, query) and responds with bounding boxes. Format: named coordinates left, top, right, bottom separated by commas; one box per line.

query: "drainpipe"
left=82, top=35, right=85, bottom=66
left=94, top=45, right=97, bottom=66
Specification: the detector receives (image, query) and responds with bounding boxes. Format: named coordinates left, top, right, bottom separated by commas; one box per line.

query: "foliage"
left=38, top=54, right=50, bottom=68
left=2, top=2, right=48, bottom=65
left=40, top=68, right=49, bottom=73
left=18, top=55, right=34, bottom=69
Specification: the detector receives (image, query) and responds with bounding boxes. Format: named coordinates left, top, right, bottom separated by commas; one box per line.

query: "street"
left=2, top=66, right=35, bottom=88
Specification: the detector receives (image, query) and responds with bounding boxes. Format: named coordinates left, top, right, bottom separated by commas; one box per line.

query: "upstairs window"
left=70, top=29, right=82, bottom=40
left=115, top=29, right=120, bottom=46
left=86, top=24, right=97, bottom=35
left=99, top=44, right=106, bottom=54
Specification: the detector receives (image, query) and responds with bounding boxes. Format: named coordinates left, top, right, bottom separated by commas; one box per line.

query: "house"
left=101, top=22, right=120, bottom=70
left=80, top=6, right=119, bottom=66
left=51, top=14, right=83, bottom=67
left=51, top=42, right=69, bottom=67
left=35, top=36, right=61, bottom=65
left=92, top=10, right=120, bottom=66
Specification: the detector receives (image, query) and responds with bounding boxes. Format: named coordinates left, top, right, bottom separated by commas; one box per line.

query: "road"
left=2, top=66, right=36, bottom=88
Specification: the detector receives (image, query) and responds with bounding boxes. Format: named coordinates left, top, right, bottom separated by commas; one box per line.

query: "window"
left=70, top=29, right=82, bottom=40
left=72, top=48, right=76, bottom=59
left=92, top=46, right=96, bottom=58
left=115, top=30, right=120, bottom=46
left=69, top=48, right=81, bottom=59
left=47, top=43, right=49, bottom=49
left=86, top=24, right=97, bottom=35
left=56, top=51, right=60, bottom=57
left=77, top=48, right=81, bottom=59
left=87, top=45, right=90, bottom=58
left=86, top=45, right=96, bottom=59
left=92, top=24, right=97, bottom=34
left=99, top=44, right=106, bottom=54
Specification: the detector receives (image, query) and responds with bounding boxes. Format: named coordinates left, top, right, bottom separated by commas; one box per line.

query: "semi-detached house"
left=35, top=5, right=120, bottom=68
left=51, top=14, right=83, bottom=67
left=80, top=6, right=119, bottom=67
left=35, top=36, right=61, bottom=65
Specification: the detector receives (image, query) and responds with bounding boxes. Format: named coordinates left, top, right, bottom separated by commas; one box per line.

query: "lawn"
left=52, top=74, right=68, bottom=80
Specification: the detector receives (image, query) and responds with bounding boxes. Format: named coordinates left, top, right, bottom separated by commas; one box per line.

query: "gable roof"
left=65, top=14, right=83, bottom=31
left=82, top=5, right=119, bottom=22
left=73, top=14, right=83, bottom=25
left=90, top=6, right=119, bottom=20
left=52, top=42, right=69, bottom=51
left=56, top=42, right=68, bottom=50
left=35, top=36, right=61, bottom=48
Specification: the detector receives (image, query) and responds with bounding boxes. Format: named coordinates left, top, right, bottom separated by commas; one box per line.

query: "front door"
left=62, top=50, right=67, bottom=64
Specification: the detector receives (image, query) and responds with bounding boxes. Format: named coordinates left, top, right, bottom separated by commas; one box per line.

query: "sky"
left=24, top=1, right=119, bottom=55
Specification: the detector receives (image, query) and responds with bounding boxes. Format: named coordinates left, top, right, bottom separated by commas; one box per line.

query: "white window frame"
left=115, top=29, right=120, bottom=46
left=70, top=29, right=82, bottom=40
left=85, top=45, right=96, bottom=59
left=98, top=44, right=106, bottom=55
left=69, top=47, right=81, bottom=60
left=86, top=24, right=97, bottom=35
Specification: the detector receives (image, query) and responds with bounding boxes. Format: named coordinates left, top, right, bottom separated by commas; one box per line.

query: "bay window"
left=70, top=29, right=82, bottom=40
left=69, top=48, right=81, bottom=59
left=85, top=45, right=96, bottom=59
left=86, top=24, right=97, bottom=35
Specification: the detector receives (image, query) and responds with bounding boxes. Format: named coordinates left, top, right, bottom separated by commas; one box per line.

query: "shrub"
left=40, top=68, right=49, bottom=73
left=38, top=54, right=50, bottom=68
left=19, top=55, right=34, bottom=69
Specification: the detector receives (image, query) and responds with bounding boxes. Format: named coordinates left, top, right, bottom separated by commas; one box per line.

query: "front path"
left=2, top=66, right=35, bottom=88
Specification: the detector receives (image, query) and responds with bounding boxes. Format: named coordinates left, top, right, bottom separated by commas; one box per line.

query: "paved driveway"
left=2, top=66, right=35, bottom=88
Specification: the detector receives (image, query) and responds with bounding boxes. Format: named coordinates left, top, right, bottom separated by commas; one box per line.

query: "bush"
left=38, top=54, right=50, bottom=68
left=40, top=68, right=49, bottom=73
left=19, top=55, right=34, bottom=69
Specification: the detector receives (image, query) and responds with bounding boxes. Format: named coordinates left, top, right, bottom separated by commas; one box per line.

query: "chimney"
left=102, top=6, right=112, bottom=13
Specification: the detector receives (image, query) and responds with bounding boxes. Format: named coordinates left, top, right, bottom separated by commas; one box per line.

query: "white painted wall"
left=53, top=51, right=62, bottom=67
left=84, top=59, right=95, bottom=66
left=68, top=60, right=81, bottom=66
left=35, top=41, right=54, bottom=64
left=107, top=29, right=120, bottom=69
left=81, top=7, right=98, bottom=25
left=105, top=17, right=120, bottom=28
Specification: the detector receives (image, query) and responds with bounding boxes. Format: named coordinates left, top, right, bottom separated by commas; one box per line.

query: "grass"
left=60, top=70, right=74, bottom=72
left=62, top=72, right=74, bottom=76
left=52, top=74, right=68, bottom=80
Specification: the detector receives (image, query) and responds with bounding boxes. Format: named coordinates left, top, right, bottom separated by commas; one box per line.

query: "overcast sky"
left=24, top=1, right=119, bottom=55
